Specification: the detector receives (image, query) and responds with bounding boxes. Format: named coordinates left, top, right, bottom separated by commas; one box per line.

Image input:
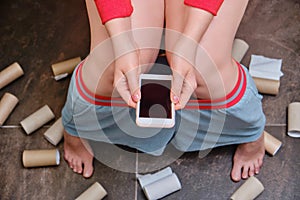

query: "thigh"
left=165, top=0, right=249, bottom=66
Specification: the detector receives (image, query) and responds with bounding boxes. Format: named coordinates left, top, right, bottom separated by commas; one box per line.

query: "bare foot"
left=231, top=133, right=265, bottom=182
left=63, top=131, right=94, bottom=178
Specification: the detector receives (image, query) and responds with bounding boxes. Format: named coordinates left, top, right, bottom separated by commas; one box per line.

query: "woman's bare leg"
left=63, top=0, right=164, bottom=177
left=63, top=131, right=94, bottom=178
left=165, top=0, right=264, bottom=182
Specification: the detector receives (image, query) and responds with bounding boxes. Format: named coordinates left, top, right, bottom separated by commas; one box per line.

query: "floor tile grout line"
left=135, top=151, right=138, bottom=200
left=265, top=124, right=286, bottom=127
left=0, top=125, right=51, bottom=128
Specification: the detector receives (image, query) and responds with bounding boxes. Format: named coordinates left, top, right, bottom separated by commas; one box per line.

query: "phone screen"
left=139, top=79, right=172, bottom=118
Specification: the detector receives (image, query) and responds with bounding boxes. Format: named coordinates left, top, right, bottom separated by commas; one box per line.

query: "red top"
left=94, top=0, right=224, bottom=24
left=184, top=0, right=224, bottom=16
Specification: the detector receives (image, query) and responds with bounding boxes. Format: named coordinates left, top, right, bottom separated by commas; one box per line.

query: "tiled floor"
left=0, top=0, right=299, bottom=199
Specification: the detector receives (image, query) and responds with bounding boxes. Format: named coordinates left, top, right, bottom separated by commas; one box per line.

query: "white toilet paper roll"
left=138, top=167, right=173, bottom=189
left=143, top=173, right=181, bottom=200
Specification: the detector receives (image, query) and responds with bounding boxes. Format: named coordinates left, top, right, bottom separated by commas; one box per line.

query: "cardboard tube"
left=288, top=102, right=300, bottom=137
left=230, top=176, right=264, bottom=200
left=44, top=117, right=64, bottom=146
left=252, top=77, right=280, bottom=95
left=264, top=131, right=282, bottom=156
left=20, top=105, right=55, bottom=135
left=138, top=167, right=173, bottom=189
left=232, top=39, right=249, bottom=63
left=0, top=93, right=19, bottom=126
left=22, top=149, right=60, bottom=168
left=143, top=173, right=181, bottom=200
left=51, top=57, right=81, bottom=76
left=0, top=62, right=24, bottom=90
left=75, top=182, right=107, bottom=200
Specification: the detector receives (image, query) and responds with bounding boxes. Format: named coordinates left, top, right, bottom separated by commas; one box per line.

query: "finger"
left=124, top=67, right=140, bottom=102
left=171, top=70, right=184, bottom=104
left=114, top=70, right=136, bottom=107
left=178, top=72, right=196, bottom=109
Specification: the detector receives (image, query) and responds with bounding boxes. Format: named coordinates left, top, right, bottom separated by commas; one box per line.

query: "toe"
left=73, top=159, right=83, bottom=174
left=83, top=160, right=94, bottom=178
left=258, top=156, right=264, bottom=168
left=242, top=164, right=250, bottom=179
left=231, top=162, right=242, bottom=182
left=254, top=160, right=260, bottom=174
left=64, top=154, right=76, bottom=171
left=68, top=158, right=74, bottom=169
left=76, top=161, right=83, bottom=174
left=248, top=164, right=255, bottom=177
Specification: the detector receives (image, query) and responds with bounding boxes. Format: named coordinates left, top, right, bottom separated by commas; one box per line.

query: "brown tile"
left=0, top=128, right=137, bottom=200
left=1, top=0, right=300, bottom=199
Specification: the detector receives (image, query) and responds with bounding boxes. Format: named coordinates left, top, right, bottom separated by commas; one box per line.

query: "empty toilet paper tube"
left=0, top=62, right=24, bottom=90
left=44, top=117, right=64, bottom=146
left=288, top=102, right=300, bottom=138
left=20, top=105, right=55, bottom=134
left=231, top=39, right=249, bottom=63
left=264, top=131, right=282, bottom=156
left=51, top=57, right=81, bottom=77
left=22, top=149, right=60, bottom=168
left=0, top=93, right=19, bottom=126
left=75, top=182, right=107, bottom=200
left=253, top=77, right=280, bottom=95
left=143, top=173, right=181, bottom=200
left=230, top=176, right=264, bottom=200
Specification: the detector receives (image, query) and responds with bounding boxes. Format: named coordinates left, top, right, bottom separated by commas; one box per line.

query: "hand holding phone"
left=136, top=74, right=175, bottom=128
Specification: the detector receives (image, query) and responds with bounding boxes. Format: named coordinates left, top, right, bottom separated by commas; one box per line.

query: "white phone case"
left=136, top=74, right=175, bottom=128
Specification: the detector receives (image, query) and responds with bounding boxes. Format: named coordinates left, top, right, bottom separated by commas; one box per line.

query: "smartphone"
left=136, top=74, right=175, bottom=128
